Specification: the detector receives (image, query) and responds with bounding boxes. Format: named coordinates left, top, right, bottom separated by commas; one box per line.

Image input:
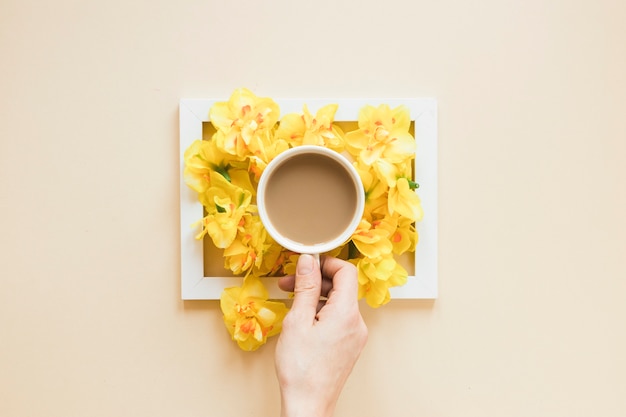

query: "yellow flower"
left=247, top=138, right=290, bottom=182
left=276, top=104, right=345, bottom=152
left=184, top=139, right=251, bottom=194
left=210, top=88, right=280, bottom=159
left=357, top=256, right=408, bottom=308
left=199, top=211, right=239, bottom=249
left=183, top=140, right=213, bottom=193
left=388, top=177, right=424, bottom=222
left=353, top=162, right=387, bottom=223
left=183, top=140, right=228, bottom=193
left=369, top=158, right=414, bottom=190
left=359, top=277, right=391, bottom=308
left=256, top=242, right=289, bottom=276
left=345, top=104, right=415, bottom=165
left=220, top=275, right=288, bottom=351
left=371, top=158, right=399, bottom=188
left=223, top=213, right=273, bottom=275
left=226, top=168, right=256, bottom=197
left=199, top=171, right=252, bottom=211
left=281, top=254, right=300, bottom=276
left=351, top=219, right=393, bottom=259
left=390, top=214, right=418, bottom=255
left=197, top=171, right=252, bottom=248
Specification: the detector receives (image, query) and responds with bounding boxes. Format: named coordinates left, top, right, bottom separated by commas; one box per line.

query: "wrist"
left=280, top=389, right=336, bottom=417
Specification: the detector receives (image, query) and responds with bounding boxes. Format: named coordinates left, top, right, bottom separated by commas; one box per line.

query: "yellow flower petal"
left=205, top=213, right=238, bottom=248
left=356, top=256, right=407, bottom=307
left=255, top=307, right=277, bottom=328
left=351, top=219, right=393, bottom=258
left=372, top=158, right=398, bottom=188
left=209, top=88, right=280, bottom=159
left=220, top=287, right=241, bottom=322
left=391, top=216, right=417, bottom=255
left=383, top=131, right=416, bottom=163
left=344, top=129, right=369, bottom=157
left=388, top=178, right=424, bottom=221
left=277, top=104, right=344, bottom=151
left=220, top=275, right=289, bottom=351
left=275, top=113, right=306, bottom=145
left=345, top=104, right=415, bottom=166
left=240, top=275, right=269, bottom=300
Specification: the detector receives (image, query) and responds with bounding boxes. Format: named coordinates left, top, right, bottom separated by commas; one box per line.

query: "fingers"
left=319, top=256, right=359, bottom=307
left=278, top=274, right=333, bottom=296
left=278, top=256, right=359, bottom=307
left=289, top=254, right=322, bottom=319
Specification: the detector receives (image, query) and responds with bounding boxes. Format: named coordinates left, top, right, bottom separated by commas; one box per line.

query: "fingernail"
left=297, top=254, right=314, bottom=275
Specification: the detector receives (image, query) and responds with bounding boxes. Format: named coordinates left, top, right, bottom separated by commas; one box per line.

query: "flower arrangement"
left=183, top=88, right=423, bottom=351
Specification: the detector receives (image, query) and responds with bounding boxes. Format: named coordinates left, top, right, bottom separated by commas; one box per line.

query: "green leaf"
left=212, top=164, right=231, bottom=182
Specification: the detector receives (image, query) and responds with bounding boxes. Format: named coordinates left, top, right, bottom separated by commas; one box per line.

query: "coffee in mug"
left=257, top=146, right=365, bottom=255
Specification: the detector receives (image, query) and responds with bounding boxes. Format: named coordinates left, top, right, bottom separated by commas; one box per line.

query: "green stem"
left=408, top=179, right=420, bottom=190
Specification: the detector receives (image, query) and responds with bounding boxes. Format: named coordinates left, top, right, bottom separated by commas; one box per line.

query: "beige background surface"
left=1, top=0, right=625, bottom=416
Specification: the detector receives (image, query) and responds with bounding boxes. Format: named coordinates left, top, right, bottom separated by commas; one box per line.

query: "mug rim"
left=257, top=145, right=365, bottom=255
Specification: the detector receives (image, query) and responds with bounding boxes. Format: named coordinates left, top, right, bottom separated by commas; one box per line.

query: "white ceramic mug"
left=257, top=145, right=365, bottom=260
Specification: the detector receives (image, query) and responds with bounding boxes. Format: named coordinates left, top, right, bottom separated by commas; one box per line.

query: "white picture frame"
left=180, top=97, right=438, bottom=300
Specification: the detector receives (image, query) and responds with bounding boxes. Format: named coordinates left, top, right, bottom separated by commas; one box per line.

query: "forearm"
left=280, top=391, right=335, bottom=417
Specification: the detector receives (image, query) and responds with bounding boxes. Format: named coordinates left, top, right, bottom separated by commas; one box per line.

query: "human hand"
left=275, top=255, right=368, bottom=417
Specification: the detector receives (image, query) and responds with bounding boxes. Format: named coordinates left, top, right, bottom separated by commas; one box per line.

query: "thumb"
left=290, top=254, right=322, bottom=317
